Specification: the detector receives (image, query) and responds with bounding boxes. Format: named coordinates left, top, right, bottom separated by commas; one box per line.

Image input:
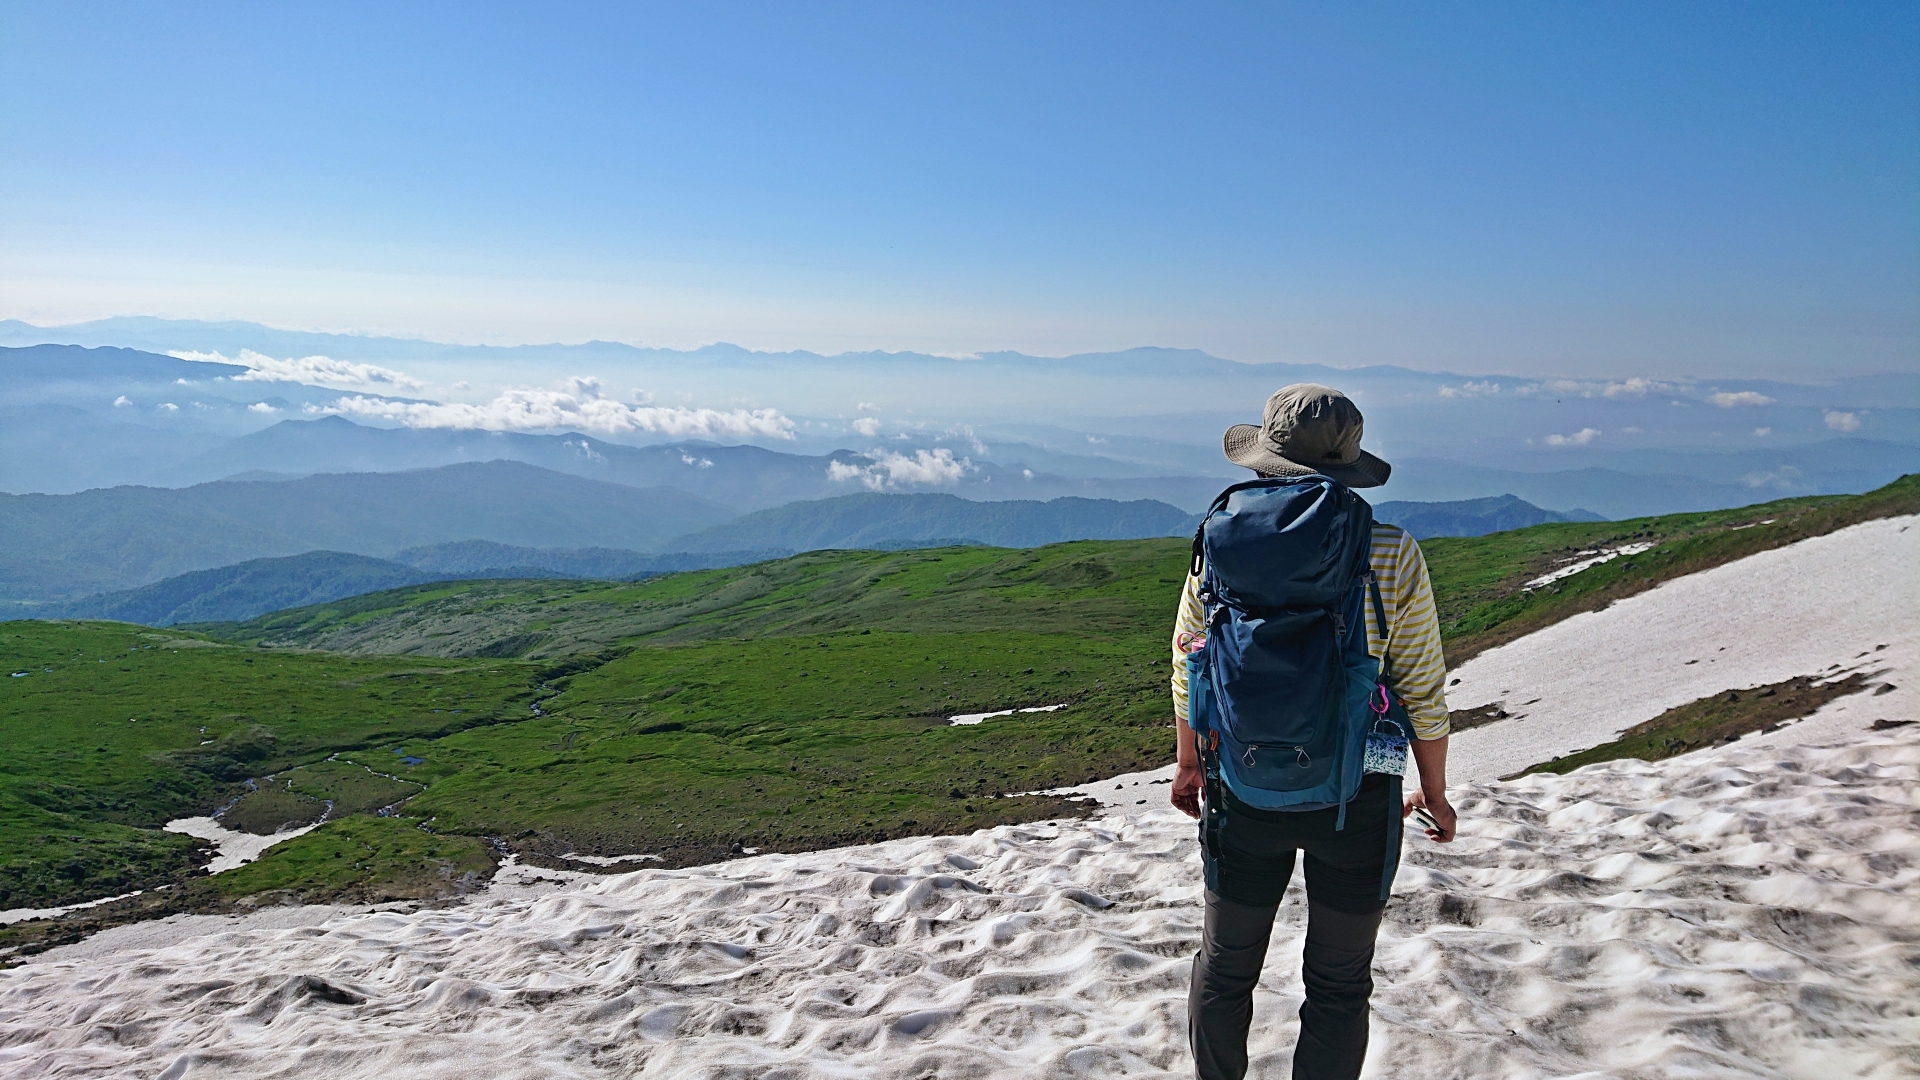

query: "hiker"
left=1169, top=384, right=1455, bottom=1080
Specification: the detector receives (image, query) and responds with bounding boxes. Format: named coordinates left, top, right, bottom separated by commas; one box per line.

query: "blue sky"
left=2, top=2, right=1914, bottom=377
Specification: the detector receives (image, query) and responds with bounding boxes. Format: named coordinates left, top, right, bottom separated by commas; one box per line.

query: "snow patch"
left=1523, top=541, right=1655, bottom=589
left=163, top=816, right=319, bottom=874
left=948, top=703, right=1070, bottom=725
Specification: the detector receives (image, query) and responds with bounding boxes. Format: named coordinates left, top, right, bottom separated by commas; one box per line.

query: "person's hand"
left=1403, top=787, right=1456, bottom=842
left=1171, top=762, right=1204, bottom=819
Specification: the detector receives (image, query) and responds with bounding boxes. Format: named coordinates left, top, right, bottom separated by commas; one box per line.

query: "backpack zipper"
left=1241, top=744, right=1313, bottom=769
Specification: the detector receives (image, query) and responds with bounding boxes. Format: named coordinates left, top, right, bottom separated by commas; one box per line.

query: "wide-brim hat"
left=1222, top=383, right=1391, bottom=488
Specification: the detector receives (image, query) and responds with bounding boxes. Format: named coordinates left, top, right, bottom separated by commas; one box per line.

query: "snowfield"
left=1, top=517, right=1915, bottom=1079
left=4, top=728, right=1916, bottom=1079
left=1443, top=514, right=1917, bottom=784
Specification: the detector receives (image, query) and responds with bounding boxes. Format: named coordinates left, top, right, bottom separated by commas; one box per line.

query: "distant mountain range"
left=7, top=490, right=1613, bottom=627
left=1372, top=494, right=1604, bottom=539
left=161, top=415, right=1226, bottom=511
left=193, top=417, right=1920, bottom=519
left=666, top=492, right=1200, bottom=553
left=0, top=463, right=1202, bottom=604
left=27, top=552, right=444, bottom=626
left=0, top=461, right=729, bottom=601
left=1378, top=450, right=1920, bottom=521
left=4, top=338, right=1917, bottom=611
left=387, top=541, right=789, bottom=579
left=5, top=339, right=1917, bottom=519
left=19, top=546, right=792, bottom=626
left=10, top=417, right=1908, bottom=614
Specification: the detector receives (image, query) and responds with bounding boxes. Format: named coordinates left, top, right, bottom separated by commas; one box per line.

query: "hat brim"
left=1222, top=423, right=1391, bottom=488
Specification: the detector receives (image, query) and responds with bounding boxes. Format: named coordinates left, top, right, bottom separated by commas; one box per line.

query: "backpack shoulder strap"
left=1365, top=569, right=1389, bottom=641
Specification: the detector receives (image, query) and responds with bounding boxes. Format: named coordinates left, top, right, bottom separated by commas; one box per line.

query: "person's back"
left=1168, top=384, right=1456, bottom=1080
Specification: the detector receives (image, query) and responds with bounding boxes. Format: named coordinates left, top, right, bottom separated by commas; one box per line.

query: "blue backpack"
left=1184, top=475, right=1400, bottom=830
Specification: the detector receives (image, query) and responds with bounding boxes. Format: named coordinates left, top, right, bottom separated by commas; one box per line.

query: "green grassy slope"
left=403, top=628, right=1170, bottom=867
left=0, top=622, right=540, bottom=909
left=317, top=543, right=1191, bottom=866
left=200, top=474, right=1919, bottom=670
left=1, top=543, right=1183, bottom=911
left=196, top=540, right=1193, bottom=658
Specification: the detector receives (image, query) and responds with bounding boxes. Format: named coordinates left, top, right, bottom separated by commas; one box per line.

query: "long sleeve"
left=1169, top=570, right=1206, bottom=722
left=1367, top=524, right=1451, bottom=739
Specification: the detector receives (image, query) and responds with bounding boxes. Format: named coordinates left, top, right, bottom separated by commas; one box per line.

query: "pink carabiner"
left=1369, top=684, right=1390, bottom=715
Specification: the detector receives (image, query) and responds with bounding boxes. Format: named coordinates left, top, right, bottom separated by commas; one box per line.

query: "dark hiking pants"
left=1189, top=773, right=1399, bottom=1080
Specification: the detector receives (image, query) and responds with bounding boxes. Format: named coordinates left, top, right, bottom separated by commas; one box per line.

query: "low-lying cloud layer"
left=1519, top=378, right=1669, bottom=400
left=827, top=447, right=975, bottom=490
left=1542, top=427, right=1602, bottom=447
left=327, top=378, right=795, bottom=439
left=172, top=349, right=424, bottom=393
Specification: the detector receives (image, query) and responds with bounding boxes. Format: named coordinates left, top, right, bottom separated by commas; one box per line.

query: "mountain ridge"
left=0, top=461, right=732, bottom=600
left=1373, top=494, right=1605, bottom=538
left=661, top=492, right=1199, bottom=553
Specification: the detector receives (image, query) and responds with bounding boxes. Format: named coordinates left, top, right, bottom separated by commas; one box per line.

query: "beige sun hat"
left=1222, top=383, right=1392, bottom=488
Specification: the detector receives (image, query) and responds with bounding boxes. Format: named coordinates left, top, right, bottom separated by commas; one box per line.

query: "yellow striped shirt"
left=1170, top=523, right=1451, bottom=739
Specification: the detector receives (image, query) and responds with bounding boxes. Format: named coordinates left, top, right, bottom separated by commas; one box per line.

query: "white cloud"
left=248, top=402, right=279, bottom=414
left=1752, top=427, right=1771, bottom=437
left=1519, top=378, right=1667, bottom=400
left=174, top=378, right=191, bottom=386
left=680, top=452, right=714, bottom=468
left=170, top=349, right=424, bottom=393
left=827, top=448, right=975, bottom=490
left=451, top=380, right=470, bottom=391
left=851, top=416, right=882, bottom=437
left=1438, top=380, right=1501, bottom=398
left=856, top=402, right=878, bottom=412
left=1022, top=468, right=1034, bottom=480
left=324, top=380, right=795, bottom=439
left=1621, top=426, right=1643, bottom=434
left=1742, top=465, right=1803, bottom=489
left=112, top=395, right=131, bottom=408
left=564, top=438, right=605, bottom=462
left=1824, top=409, right=1862, bottom=432
left=1542, top=427, right=1601, bottom=447
left=159, top=402, right=179, bottom=412
left=1709, top=391, right=1775, bottom=408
